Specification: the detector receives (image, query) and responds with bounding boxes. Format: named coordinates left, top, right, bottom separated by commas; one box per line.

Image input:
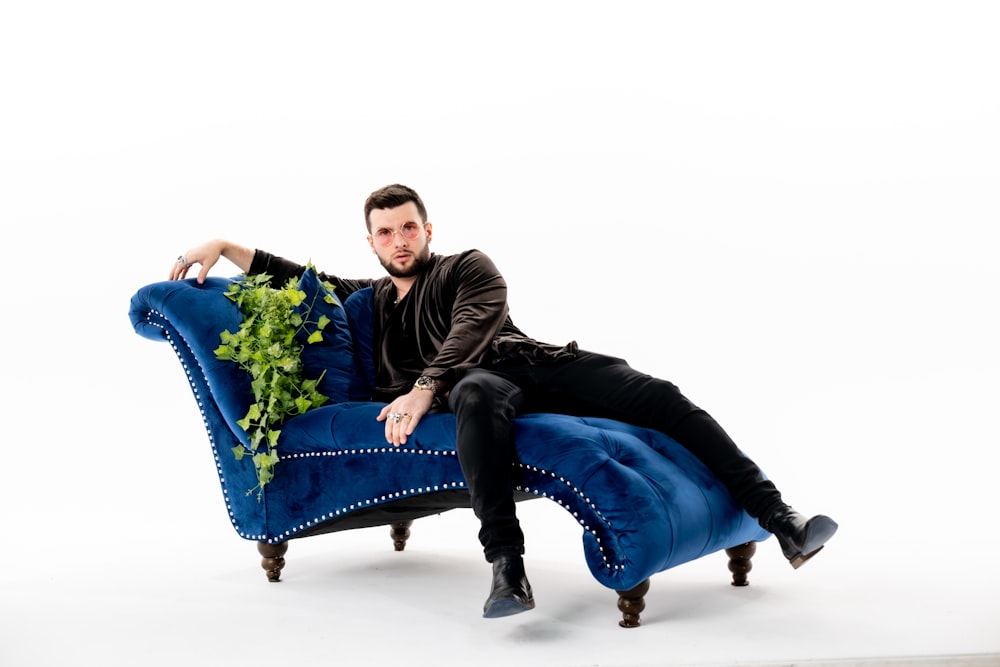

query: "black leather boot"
left=483, top=554, right=535, bottom=618
left=763, top=506, right=839, bottom=569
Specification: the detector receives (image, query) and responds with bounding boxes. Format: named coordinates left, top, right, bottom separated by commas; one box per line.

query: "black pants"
left=446, top=350, right=783, bottom=561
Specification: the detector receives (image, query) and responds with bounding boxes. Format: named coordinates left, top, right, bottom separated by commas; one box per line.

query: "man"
left=171, top=183, right=838, bottom=619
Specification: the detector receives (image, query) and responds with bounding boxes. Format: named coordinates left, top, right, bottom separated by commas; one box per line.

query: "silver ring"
left=388, top=412, right=401, bottom=423
left=177, top=255, right=191, bottom=268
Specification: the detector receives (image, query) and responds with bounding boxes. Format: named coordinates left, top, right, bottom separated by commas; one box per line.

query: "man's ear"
left=425, top=222, right=433, bottom=242
left=367, top=235, right=376, bottom=253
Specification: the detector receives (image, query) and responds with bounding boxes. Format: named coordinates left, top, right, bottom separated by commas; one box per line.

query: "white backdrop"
left=2, top=2, right=998, bottom=664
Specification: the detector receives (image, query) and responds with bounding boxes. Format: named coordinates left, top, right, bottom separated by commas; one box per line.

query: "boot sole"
left=483, top=597, right=536, bottom=618
left=789, top=515, right=839, bottom=569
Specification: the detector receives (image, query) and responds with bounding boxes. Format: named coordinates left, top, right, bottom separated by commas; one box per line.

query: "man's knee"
left=449, top=371, right=519, bottom=415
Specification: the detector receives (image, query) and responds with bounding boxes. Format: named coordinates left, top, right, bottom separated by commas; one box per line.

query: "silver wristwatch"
left=414, top=375, right=438, bottom=394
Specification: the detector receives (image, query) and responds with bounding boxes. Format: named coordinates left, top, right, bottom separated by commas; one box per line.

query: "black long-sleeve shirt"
left=248, top=248, right=576, bottom=400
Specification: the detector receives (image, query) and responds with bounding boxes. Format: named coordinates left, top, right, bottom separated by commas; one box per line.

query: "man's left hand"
left=377, top=388, right=435, bottom=446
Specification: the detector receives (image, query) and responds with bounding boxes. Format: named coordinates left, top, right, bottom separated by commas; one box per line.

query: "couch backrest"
left=131, top=277, right=256, bottom=440
left=129, top=271, right=377, bottom=442
left=129, top=274, right=379, bottom=536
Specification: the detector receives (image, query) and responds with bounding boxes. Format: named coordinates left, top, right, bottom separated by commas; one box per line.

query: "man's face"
left=367, top=201, right=433, bottom=278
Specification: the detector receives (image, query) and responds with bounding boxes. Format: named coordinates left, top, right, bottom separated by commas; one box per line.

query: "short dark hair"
left=364, top=184, right=428, bottom=231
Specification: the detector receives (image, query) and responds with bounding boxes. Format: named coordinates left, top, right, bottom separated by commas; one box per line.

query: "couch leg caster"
left=390, top=520, right=413, bottom=551
left=257, top=541, right=288, bottom=582
left=726, top=541, right=756, bottom=586
left=616, top=578, right=650, bottom=628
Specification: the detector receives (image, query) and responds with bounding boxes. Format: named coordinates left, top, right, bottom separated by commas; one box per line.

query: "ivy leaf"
left=214, top=268, right=331, bottom=501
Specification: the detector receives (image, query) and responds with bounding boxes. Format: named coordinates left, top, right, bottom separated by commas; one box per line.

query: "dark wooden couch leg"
left=726, top=541, right=756, bottom=587
left=616, top=578, right=650, bottom=628
left=257, top=541, right=288, bottom=582
left=390, top=520, right=414, bottom=551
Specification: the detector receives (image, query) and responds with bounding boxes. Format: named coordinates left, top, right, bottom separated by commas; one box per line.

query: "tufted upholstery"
left=129, top=276, right=769, bottom=618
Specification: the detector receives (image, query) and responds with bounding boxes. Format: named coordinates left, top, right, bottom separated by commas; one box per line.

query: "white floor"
left=2, top=353, right=998, bottom=666
left=3, top=478, right=998, bottom=667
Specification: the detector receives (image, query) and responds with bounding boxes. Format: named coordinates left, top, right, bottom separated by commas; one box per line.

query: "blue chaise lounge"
left=128, top=271, right=770, bottom=627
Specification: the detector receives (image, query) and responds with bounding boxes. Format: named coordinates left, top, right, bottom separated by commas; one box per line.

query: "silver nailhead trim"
left=514, top=464, right=620, bottom=570
left=145, top=311, right=251, bottom=537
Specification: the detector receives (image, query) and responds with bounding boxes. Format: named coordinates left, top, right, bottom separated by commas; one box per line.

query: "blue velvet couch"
left=128, top=272, right=770, bottom=627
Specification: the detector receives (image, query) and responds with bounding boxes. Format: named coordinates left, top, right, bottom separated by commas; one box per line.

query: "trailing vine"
left=214, top=268, right=332, bottom=500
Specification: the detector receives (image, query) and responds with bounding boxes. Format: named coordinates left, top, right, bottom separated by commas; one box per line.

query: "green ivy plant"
left=214, top=268, right=333, bottom=500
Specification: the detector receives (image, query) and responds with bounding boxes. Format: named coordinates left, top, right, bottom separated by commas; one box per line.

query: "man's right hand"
left=169, top=239, right=254, bottom=283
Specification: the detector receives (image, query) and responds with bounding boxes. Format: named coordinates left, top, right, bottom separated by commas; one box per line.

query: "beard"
left=379, top=245, right=431, bottom=278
